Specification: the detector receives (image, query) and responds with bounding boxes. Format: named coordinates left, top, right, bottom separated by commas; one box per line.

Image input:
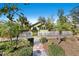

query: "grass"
left=0, top=39, right=33, bottom=56
left=47, top=43, right=65, bottom=56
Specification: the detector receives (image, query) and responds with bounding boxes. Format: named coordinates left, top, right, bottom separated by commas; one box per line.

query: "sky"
left=0, top=3, right=79, bottom=24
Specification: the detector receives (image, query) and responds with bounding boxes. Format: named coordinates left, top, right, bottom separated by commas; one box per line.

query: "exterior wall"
left=39, top=30, right=48, bottom=32
left=31, top=27, right=39, bottom=30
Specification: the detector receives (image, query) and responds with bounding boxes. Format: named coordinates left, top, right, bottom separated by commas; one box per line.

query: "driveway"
left=33, top=36, right=47, bottom=56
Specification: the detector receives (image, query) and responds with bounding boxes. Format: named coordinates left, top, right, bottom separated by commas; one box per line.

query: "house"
left=31, top=21, right=48, bottom=32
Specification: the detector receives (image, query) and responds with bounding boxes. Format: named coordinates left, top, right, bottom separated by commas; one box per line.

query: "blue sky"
left=0, top=3, right=79, bottom=24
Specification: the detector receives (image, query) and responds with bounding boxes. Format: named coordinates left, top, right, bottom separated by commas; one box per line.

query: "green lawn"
left=0, top=39, right=33, bottom=56
left=47, top=43, right=65, bottom=56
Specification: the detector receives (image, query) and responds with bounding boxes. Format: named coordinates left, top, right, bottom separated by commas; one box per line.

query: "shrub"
left=0, top=43, right=6, bottom=50
left=48, top=43, right=65, bottom=56
left=0, top=39, right=33, bottom=56
left=40, top=37, right=48, bottom=44
left=18, top=39, right=30, bottom=47
left=17, top=47, right=32, bottom=56
left=5, top=47, right=15, bottom=53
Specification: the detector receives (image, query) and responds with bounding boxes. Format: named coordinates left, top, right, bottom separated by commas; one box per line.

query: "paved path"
left=33, top=36, right=47, bottom=56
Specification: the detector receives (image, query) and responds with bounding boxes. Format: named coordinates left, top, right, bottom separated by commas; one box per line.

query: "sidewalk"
left=33, top=36, right=47, bottom=56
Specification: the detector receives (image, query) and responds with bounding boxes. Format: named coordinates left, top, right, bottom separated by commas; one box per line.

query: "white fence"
left=38, top=31, right=73, bottom=38
left=0, top=31, right=74, bottom=41
left=0, top=31, right=33, bottom=42
left=19, top=31, right=32, bottom=39
left=61, top=31, right=73, bottom=37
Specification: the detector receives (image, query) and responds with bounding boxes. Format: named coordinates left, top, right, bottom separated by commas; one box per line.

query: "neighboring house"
left=31, top=22, right=48, bottom=32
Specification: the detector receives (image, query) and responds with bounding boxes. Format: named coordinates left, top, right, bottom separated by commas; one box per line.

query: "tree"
left=0, top=21, right=10, bottom=38
left=0, top=4, right=19, bottom=21
left=46, top=17, right=54, bottom=31
left=2, top=21, right=21, bottom=48
left=38, top=16, right=46, bottom=23
left=57, top=9, right=69, bottom=32
left=57, top=9, right=72, bottom=44
left=0, top=21, right=14, bottom=46
left=17, top=13, right=30, bottom=30
left=58, top=8, right=64, bottom=18
left=12, top=22, right=21, bottom=48
left=0, top=4, right=21, bottom=46
left=70, top=6, right=79, bottom=35
left=70, top=6, right=79, bottom=24
left=57, top=9, right=72, bottom=31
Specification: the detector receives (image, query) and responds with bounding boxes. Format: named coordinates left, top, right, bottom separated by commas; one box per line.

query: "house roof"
left=31, top=21, right=46, bottom=27
left=37, top=23, right=45, bottom=27
left=31, top=22, right=41, bottom=27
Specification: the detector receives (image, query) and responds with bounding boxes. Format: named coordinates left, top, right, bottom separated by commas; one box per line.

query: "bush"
left=0, top=39, right=33, bottom=56
left=5, top=47, right=15, bottom=53
left=48, top=43, right=65, bottom=56
left=0, top=43, right=6, bottom=50
left=0, top=41, right=16, bottom=51
left=4, top=47, right=33, bottom=56
left=40, top=37, right=48, bottom=44
left=17, top=47, right=32, bottom=56
left=18, top=39, right=31, bottom=47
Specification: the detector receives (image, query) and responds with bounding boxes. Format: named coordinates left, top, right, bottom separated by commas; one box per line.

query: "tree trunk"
left=10, top=35, right=12, bottom=46
left=58, top=31, right=65, bottom=44
left=15, top=34, right=19, bottom=48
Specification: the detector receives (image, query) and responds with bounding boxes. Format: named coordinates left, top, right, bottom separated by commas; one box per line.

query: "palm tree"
left=0, top=4, right=19, bottom=21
